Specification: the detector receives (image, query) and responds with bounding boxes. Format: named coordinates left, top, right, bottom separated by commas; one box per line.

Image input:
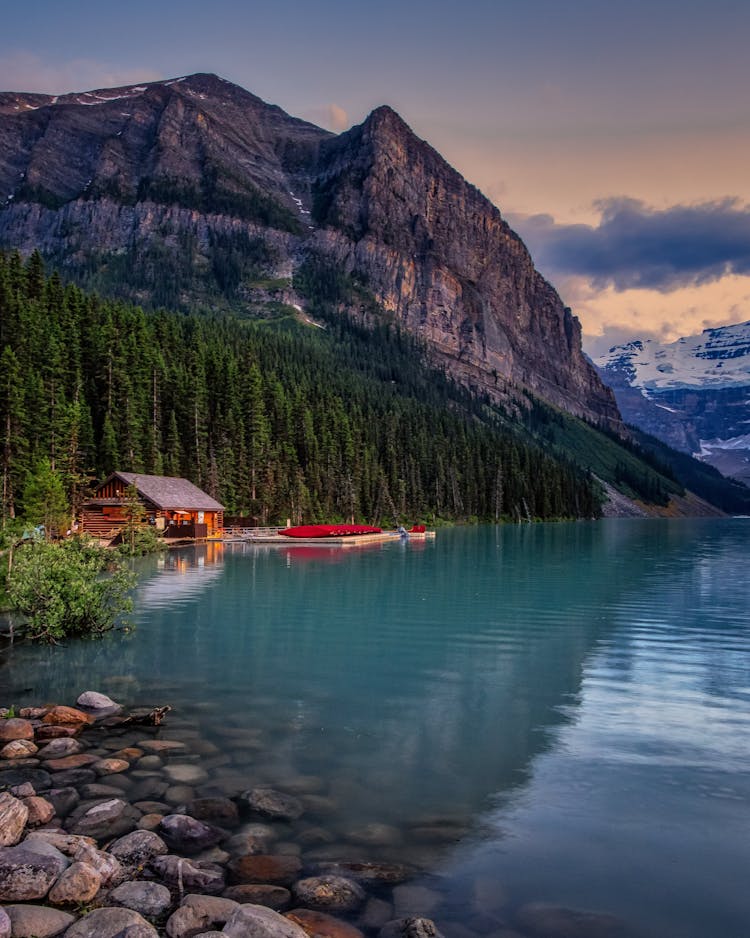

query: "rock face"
left=0, top=72, right=620, bottom=426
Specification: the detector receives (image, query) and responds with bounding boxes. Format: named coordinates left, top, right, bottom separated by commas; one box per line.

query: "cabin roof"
left=97, top=472, right=225, bottom=511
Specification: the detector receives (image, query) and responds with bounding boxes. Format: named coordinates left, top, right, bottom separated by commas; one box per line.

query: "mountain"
left=595, top=322, right=750, bottom=483
left=0, top=73, right=619, bottom=428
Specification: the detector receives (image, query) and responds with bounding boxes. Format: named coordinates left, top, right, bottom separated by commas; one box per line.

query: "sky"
left=2, top=0, right=748, bottom=355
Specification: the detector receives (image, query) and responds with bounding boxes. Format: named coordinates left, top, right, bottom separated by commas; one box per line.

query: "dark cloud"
left=508, top=198, right=750, bottom=292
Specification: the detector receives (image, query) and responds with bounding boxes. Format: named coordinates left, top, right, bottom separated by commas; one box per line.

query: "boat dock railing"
left=224, top=526, right=280, bottom=539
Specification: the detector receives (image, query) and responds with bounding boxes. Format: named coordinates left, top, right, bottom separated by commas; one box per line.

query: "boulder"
left=19, top=707, right=47, bottom=719
left=64, top=907, right=159, bottom=938
left=227, top=854, right=301, bottom=887
left=35, top=725, right=79, bottom=741
left=73, top=842, right=124, bottom=885
left=1, top=738, right=38, bottom=759
left=0, top=718, right=34, bottom=743
left=151, top=854, right=226, bottom=894
left=108, top=829, right=168, bottom=867
left=292, top=876, right=366, bottom=913
left=23, top=794, right=55, bottom=826
left=42, top=706, right=94, bottom=726
left=286, top=908, right=365, bottom=938
left=66, top=797, right=140, bottom=840
left=93, top=758, right=130, bottom=776
left=159, top=814, right=225, bottom=854
left=24, top=830, right=96, bottom=856
left=36, top=737, right=83, bottom=760
left=165, top=894, right=239, bottom=937
left=222, top=904, right=308, bottom=938
left=0, top=839, right=69, bottom=901
left=108, top=879, right=173, bottom=918
left=240, top=788, right=304, bottom=821
left=47, top=859, right=102, bottom=904
left=76, top=690, right=121, bottom=711
left=0, top=907, right=8, bottom=938
left=2, top=903, right=75, bottom=937
left=0, top=792, right=29, bottom=846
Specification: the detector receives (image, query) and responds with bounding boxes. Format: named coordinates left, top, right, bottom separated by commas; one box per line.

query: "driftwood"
left=103, top=705, right=172, bottom=727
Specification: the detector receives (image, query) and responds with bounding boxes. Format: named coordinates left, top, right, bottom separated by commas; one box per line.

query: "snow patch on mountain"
left=596, top=321, right=750, bottom=391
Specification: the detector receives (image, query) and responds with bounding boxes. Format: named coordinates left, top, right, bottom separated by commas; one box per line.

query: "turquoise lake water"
left=2, top=519, right=749, bottom=937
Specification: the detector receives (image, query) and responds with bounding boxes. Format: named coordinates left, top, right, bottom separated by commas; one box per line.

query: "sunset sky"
left=2, top=0, right=748, bottom=355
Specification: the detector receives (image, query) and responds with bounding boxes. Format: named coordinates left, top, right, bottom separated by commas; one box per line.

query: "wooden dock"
left=222, top=528, right=435, bottom=546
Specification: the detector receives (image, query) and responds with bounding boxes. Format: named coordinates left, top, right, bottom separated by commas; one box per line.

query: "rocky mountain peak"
left=0, top=72, right=620, bottom=427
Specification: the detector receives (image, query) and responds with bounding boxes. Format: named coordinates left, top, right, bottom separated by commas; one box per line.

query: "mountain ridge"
left=595, top=321, right=750, bottom=483
left=0, top=72, right=620, bottom=429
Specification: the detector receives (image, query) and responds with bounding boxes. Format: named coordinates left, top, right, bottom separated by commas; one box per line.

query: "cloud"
left=301, top=102, right=350, bottom=132
left=0, top=51, right=162, bottom=95
left=508, top=197, right=750, bottom=292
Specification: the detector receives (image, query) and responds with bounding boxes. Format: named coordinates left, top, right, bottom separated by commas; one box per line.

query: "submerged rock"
left=378, top=920, right=446, bottom=938
left=159, top=813, right=225, bottom=853
left=227, top=853, right=301, bottom=886
left=515, top=903, right=629, bottom=938
left=240, top=787, right=304, bottom=821
left=221, top=883, right=292, bottom=909
left=292, top=875, right=366, bottom=912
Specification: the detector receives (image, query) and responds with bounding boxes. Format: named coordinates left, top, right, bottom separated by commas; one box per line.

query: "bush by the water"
left=6, top=537, right=135, bottom=642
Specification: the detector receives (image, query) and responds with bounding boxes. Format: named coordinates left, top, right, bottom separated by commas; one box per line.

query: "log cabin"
left=81, top=472, right=224, bottom=539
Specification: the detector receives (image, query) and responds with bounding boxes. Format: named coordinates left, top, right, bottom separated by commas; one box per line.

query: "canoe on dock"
left=278, top=524, right=382, bottom=538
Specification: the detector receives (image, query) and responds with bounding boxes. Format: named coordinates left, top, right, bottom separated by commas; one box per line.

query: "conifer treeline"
left=0, top=251, right=600, bottom=525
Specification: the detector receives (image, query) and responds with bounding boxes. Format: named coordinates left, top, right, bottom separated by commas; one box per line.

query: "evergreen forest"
left=2, top=249, right=730, bottom=529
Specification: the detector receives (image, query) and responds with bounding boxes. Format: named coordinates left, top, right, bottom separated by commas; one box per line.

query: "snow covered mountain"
left=595, top=322, right=750, bottom=483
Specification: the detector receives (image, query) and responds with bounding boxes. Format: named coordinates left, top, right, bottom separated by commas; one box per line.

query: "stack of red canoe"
left=278, top=524, right=382, bottom=538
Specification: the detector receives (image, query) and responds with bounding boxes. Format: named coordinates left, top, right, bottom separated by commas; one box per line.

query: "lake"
left=2, top=519, right=749, bottom=937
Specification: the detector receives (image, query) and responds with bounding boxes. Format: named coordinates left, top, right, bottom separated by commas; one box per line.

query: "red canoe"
left=278, top=524, right=382, bottom=538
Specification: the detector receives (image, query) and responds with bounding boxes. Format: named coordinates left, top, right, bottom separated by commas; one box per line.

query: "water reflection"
left=1, top=521, right=748, bottom=937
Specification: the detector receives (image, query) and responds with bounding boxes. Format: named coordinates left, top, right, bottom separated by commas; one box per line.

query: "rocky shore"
left=0, top=693, right=627, bottom=938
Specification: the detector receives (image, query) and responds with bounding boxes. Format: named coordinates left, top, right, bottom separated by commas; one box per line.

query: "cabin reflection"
left=138, top=543, right=225, bottom=608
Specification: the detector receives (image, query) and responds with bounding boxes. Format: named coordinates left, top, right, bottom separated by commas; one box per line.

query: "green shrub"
left=6, top=537, right=136, bottom=642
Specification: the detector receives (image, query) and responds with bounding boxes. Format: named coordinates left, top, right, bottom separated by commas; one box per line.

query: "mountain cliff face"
left=0, top=73, right=619, bottom=426
left=596, top=322, right=750, bottom=483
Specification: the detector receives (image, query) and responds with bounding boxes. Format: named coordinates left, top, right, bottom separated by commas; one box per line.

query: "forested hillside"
left=0, top=250, right=613, bottom=525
